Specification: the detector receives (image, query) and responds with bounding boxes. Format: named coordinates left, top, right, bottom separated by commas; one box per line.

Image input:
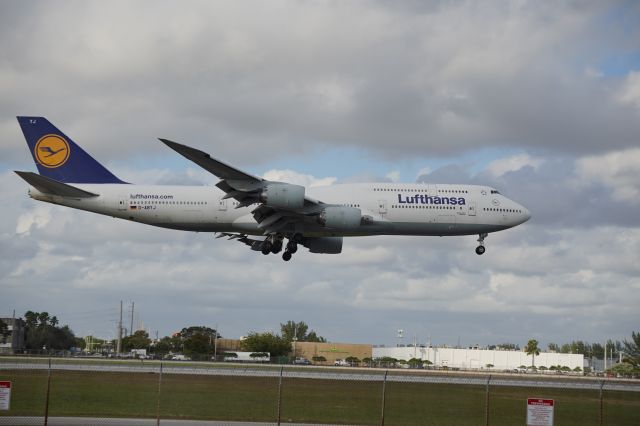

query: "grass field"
left=1, top=369, right=638, bottom=425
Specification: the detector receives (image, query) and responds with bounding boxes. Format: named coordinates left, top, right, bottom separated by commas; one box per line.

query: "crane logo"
left=35, top=134, right=70, bottom=168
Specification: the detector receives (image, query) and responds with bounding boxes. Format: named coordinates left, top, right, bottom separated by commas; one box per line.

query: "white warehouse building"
left=373, top=346, right=583, bottom=371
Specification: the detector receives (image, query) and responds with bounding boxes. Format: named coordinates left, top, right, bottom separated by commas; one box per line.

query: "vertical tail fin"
left=17, top=116, right=126, bottom=184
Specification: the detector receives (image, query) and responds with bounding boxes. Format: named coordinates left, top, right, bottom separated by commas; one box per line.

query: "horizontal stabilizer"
left=15, top=171, right=99, bottom=198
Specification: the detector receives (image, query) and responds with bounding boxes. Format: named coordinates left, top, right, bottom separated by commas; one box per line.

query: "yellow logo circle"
left=35, top=135, right=70, bottom=168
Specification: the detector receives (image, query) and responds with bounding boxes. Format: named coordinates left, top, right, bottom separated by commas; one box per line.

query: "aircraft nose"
left=522, top=207, right=531, bottom=223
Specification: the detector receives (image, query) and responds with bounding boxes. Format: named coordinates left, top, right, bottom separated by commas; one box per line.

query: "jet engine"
left=302, top=236, right=343, bottom=254
left=261, top=183, right=305, bottom=209
left=317, top=206, right=362, bottom=230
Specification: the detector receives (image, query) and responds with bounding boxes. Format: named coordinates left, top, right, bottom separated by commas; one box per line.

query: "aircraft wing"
left=215, top=232, right=265, bottom=251
left=160, top=139, right=324, bottom=234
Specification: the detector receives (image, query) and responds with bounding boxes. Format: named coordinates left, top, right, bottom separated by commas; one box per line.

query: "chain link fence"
left=1, top=358, right=639, bottom=425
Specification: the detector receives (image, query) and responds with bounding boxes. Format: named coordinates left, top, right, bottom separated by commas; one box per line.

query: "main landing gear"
left=282, top=234, right=301, bottom=262
left=262, top=233, right=302, bottom=261
left=476, top=233, right=487, bottom=255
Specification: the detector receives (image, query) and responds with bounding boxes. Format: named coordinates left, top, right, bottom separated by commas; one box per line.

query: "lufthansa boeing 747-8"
left=15, top=117, right=530, bottom=261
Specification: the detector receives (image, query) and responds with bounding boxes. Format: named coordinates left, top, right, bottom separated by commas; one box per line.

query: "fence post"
left=485, top=374, right=491, bottom=426
left=380, top=370, right=388, bottom=426
left=156, top=362, right=163, bottom=426
left=44, top=357, right=52, bottom=426
left=276, top=366, right=284, bottom=426
left=599, top=379, right=604, bottom=426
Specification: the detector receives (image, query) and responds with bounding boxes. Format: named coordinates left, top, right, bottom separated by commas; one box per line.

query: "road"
left=1, top=361, right=639, bottom=392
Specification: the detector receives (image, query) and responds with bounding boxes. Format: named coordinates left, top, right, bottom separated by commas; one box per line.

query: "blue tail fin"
left=17, top=116, right=126, bottom=184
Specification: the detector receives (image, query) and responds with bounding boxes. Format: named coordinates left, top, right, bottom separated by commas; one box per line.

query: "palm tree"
left=24, top=311, right=38, bottom=329
left=37, top=312, right=50, bottom=327
left=525, top=339, right=540, bottom=367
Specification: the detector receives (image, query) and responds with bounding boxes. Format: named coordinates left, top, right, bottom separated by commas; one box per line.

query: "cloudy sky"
left=1, top=1, right=639, bottom=349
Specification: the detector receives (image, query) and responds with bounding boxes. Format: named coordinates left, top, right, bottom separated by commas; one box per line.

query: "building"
left=214, top=338, right=372, bottom=364
left=373, top=346, right=583, bottom=370
left=294, top=341, right=372, bottom=364
left=0, top=317, right=26, bottom=354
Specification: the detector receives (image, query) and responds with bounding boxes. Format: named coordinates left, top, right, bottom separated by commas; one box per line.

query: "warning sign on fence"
left=527, top=398, right=554, bottom=426
left=0, top=381, right=11, bottom=410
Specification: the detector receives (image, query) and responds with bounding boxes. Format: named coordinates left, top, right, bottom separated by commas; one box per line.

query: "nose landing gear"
left=476, top=233, right=487, bottom=255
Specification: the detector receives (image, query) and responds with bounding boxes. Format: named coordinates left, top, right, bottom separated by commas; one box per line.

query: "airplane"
left=15, top=116, right=531, bottom=261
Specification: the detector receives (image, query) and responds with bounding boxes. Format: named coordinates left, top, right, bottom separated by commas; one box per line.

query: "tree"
left=345, top=356, right=360, bottom=366
left=240, top=332, right=291, bottom=357
left=0, top=319, right=9, bottom=344
left=547, top=343, right=559, bottom=352
left=23, top=311, right=76, bottom=352
left=306, top=331, right=327, bottom=343
left=623, top=331, right=640, bottom=366
left=497, top=343, right=520, bottom=351
left=37, top=312, right=50, bottom=328
left=485, top=363, right=494, bottom=369
left=122, top=330, right=151, bottom=352
left=408, top=358, right=424, bottom=368
left=280, top=321, right=326, bottom=343
left=312, top=356, right=327, bottom=363
left=525, top=339, right=540, bottom=367
left=24, top=311, right=38, bottom=329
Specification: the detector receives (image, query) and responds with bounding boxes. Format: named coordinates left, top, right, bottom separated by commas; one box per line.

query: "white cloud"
left=575, top=148, right=640, bottom=204
left=15, top=204, right=53, bottom=235
left=262, top=169, right=336, bottom=187
left=485, top=153, right=543, bottom=177
left=618, top=70, right=640, bottom=109
left=385, top=170, right=400, bottom=182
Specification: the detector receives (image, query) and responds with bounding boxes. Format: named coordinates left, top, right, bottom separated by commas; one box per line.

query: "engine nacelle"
left=303, top=236, right=343, bottom=254
left=317, top=206, right=362, bottom=230
left=261, top=183, right=305, bottom=209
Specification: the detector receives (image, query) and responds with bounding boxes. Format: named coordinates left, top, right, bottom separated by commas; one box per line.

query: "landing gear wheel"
left=282, top=251, right=292, bottom=261
left=475, top=233, right=488, bottom=255
left=261, top=241, right=272, bottom=255
left=286, top=241, right=298, bottom=254
left=271, top=240, right=283, bottom=254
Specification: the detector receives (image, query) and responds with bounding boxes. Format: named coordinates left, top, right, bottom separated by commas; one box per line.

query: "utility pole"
left=116, top=300, right=123, bottom=354
left=214, top=323, right=218, bottom=361
left=130, top=301, right=135, bottom=335
left=293, top=323, right=298, bottom=360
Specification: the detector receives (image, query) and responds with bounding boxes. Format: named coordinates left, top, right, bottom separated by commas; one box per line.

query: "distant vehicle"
left=131, top=349, right=148, bottom=359
left=171, top=354, right=191, bottom=361
left=293, top=357, right=311, bottom=365
left=334, top=359, right=350, bottom=366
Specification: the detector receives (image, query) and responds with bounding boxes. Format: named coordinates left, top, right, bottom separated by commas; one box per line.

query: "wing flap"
left=15, top=171, right=99, bottom=198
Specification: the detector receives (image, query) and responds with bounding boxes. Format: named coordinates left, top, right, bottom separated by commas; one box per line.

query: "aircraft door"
left=218, top=199, right=227, bottom=211
left=468, top=201, right=476, bottom=216
left=378, top=199, right=387, bottom=216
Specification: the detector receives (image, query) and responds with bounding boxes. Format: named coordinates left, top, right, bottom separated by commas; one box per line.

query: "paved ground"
left=0, top=418, right=356, bottom=426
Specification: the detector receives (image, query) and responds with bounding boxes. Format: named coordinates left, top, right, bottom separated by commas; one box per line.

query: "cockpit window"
left=490, top=190, right=500, bottom=194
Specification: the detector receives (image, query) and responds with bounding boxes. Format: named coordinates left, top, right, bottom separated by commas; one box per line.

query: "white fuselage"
left=28, top=182, right=530, bottom=237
